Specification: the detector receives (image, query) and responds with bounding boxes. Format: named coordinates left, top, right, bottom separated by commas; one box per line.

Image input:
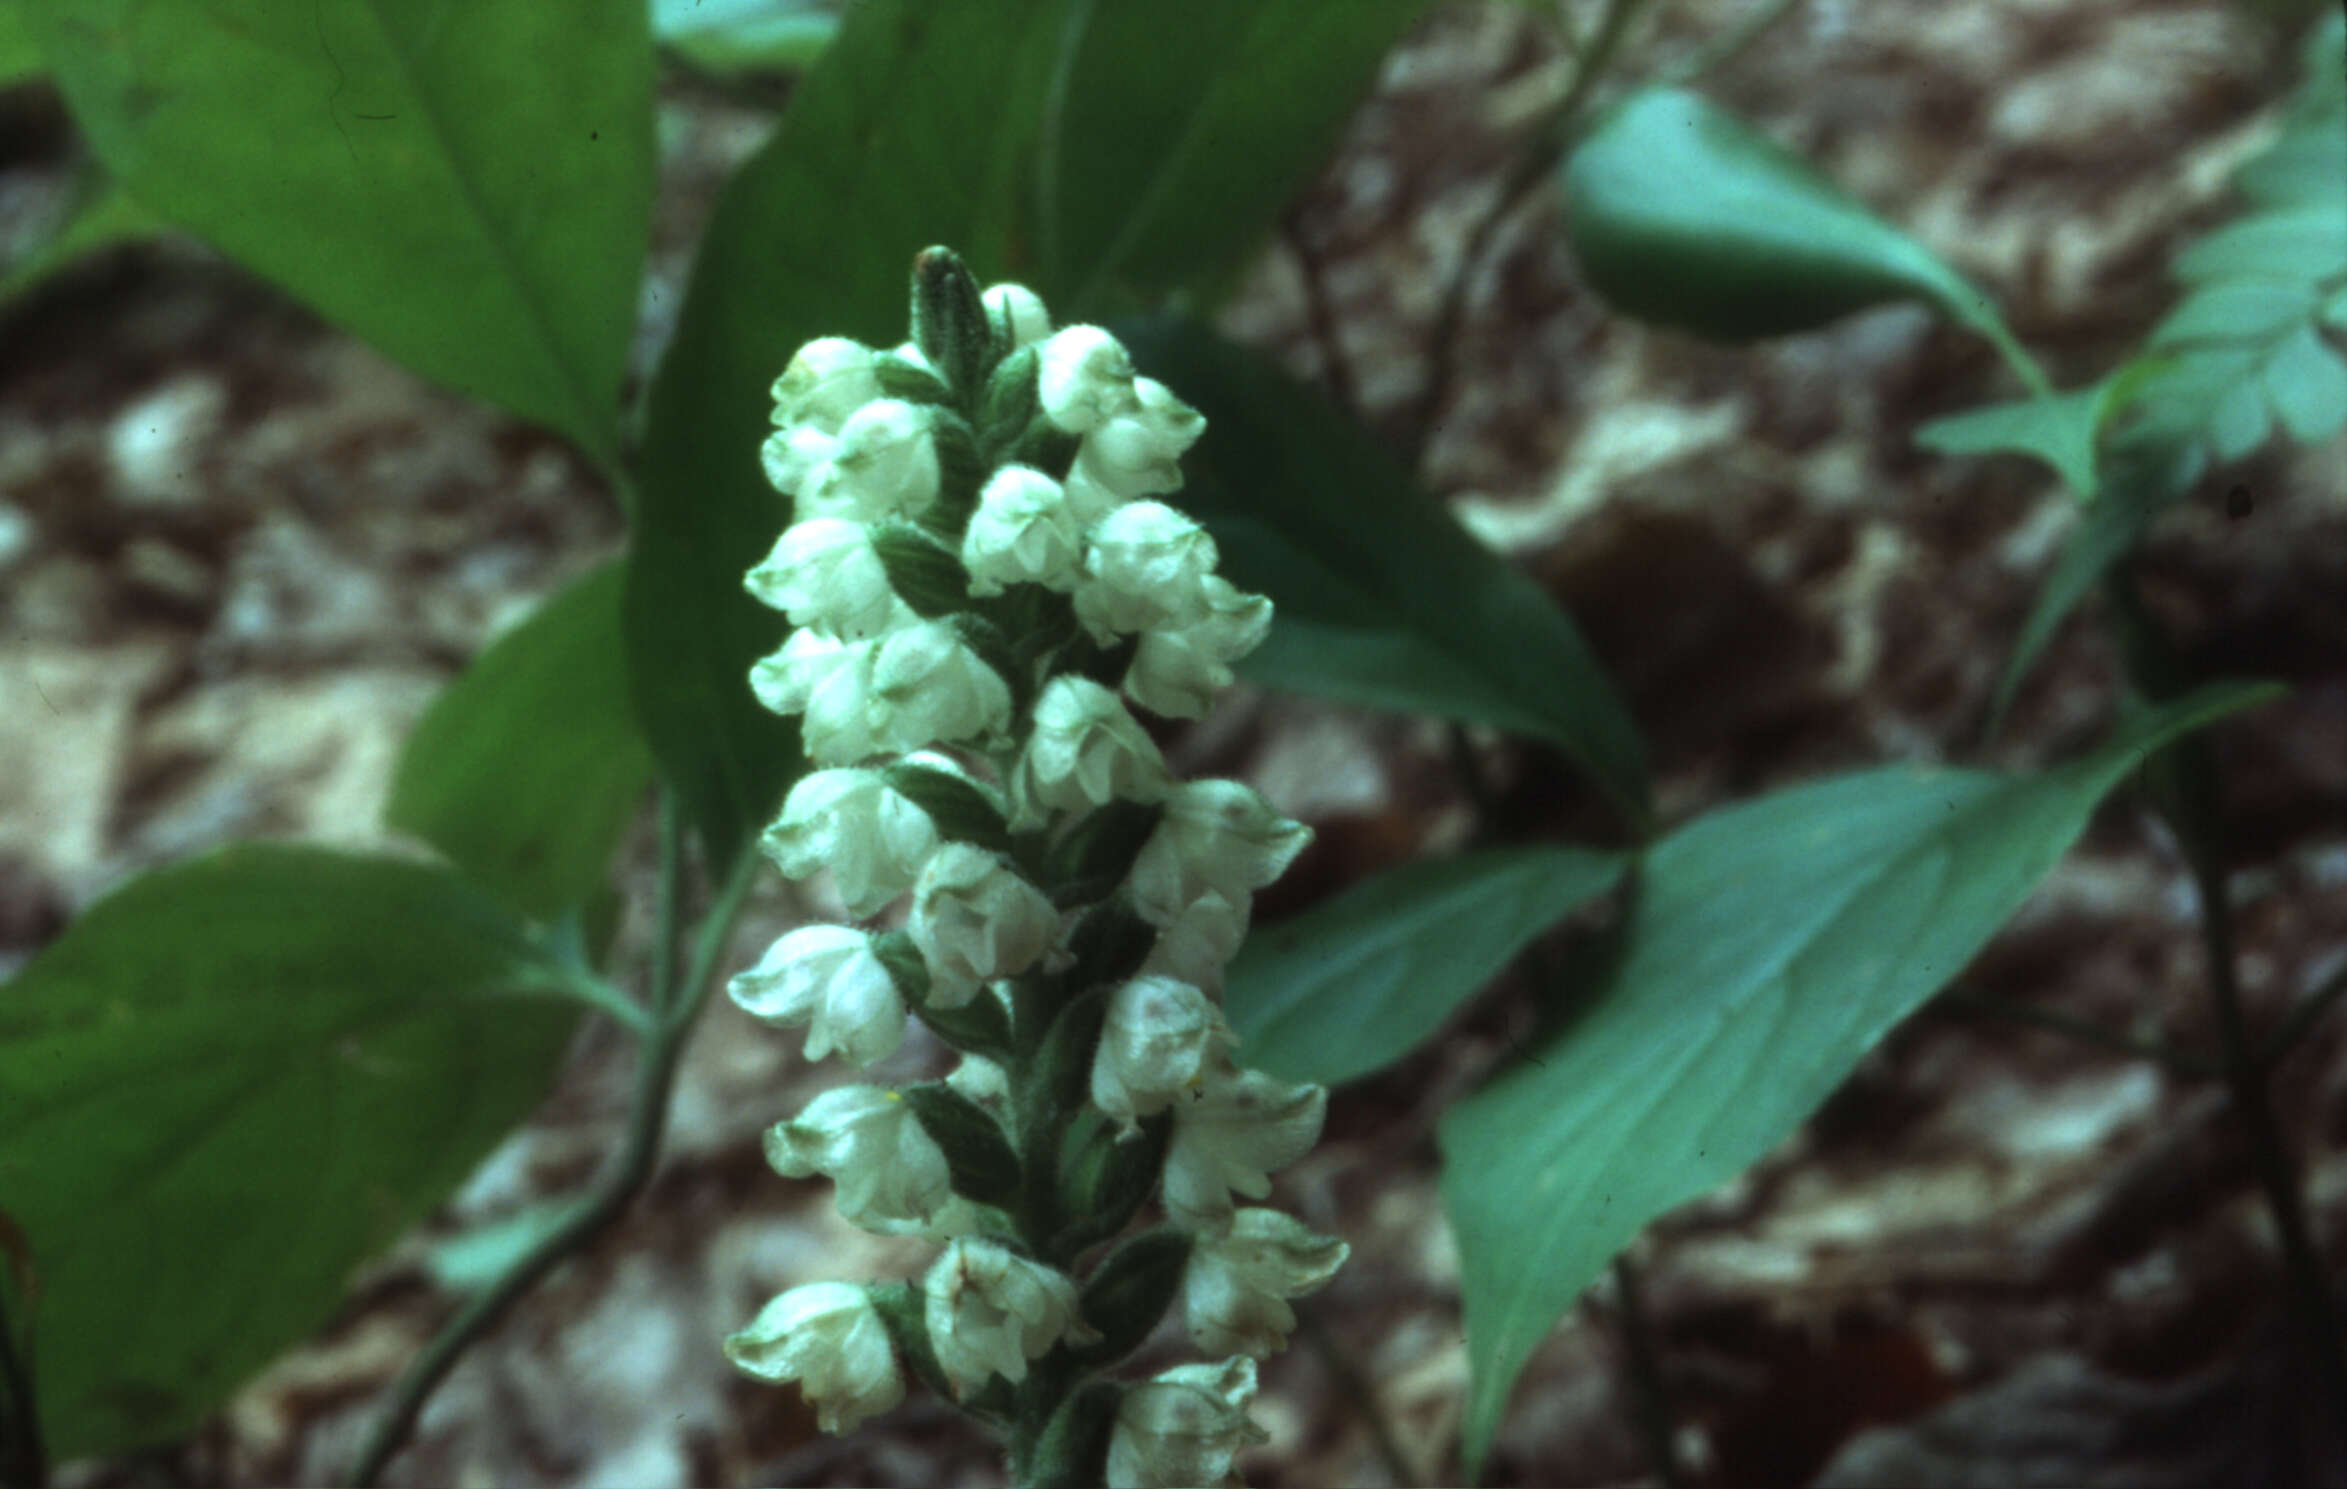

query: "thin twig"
left=1939, top=989, right=2220, bottom=1079
left=1284, top=207, right=1365, bottom=423
left=1296, top=1304, right=1419, bottom=1488
left=2259, top=957, right=2347, bottom=1074
left=1659, top=0, right=1806, bottom=86
left=0, top=1286, right=42, bottom=1489
left=1607, top=1253, right=1682, bottom=1489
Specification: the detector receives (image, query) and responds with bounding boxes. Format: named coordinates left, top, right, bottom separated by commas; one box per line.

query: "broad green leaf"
left=1119, top=315, right=1652, bottom=828
left=1913, top=358, right=2167, bottom=498
left=1227, top=845, right=1627, bottom=1087
left=21, top=0, right=654, bottom=470
left=1561, top=87, right=2045, bottom=393
left=0, top=171, right=154, bottom=305
left=0, top=845, right=579, bottom=1458
left=652, top=0, right=842, bottom=74
left=1043, top=0, right=1428, bottom=313
left=2172, top=206, right=2347, bottom=287
left=625, top=0, right=1063, bottom=869
left=2240, top=123, right=2347, bottom=208
left=1440, top=681, right=2279, bottom=1477
left=0, top=1, right=38, bottom=87
left=386, top=560, right=653, bottom=921
left=2262, top=323, right=2347, bottom=443
left=2150, top=279, right=2321, bottom=346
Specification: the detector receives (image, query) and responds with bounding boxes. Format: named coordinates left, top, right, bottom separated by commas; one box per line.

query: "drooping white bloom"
left=1105, top=1357, right=1269, bottom=1489
left=870, top=618, right=1012, bottom=752
left=803, top=399, right=941, bottom=522
left=1127, top=779, right=1311, bottom=928
left=1162, top=1055, right=1327, bottom=1230
left=922, top=1238, right=1092, bottom=1398
left=771, top=337, right=884, bottom=434
left=765, top=1085, right=960, bottom=1235
left=728, top=925, right=907, bottom=1068
left=750, top=631, right=887, bottom=768
left=1091, top=975, right=1235, bottom=1134
left=1073, top=501, right=1219, bottom=641
left=1017, top=675, right=1170, bottom=818
left=1138, top=889, right=1250, bottom=997
left=984, top=282, right=1052, bottom=350
left=724, top=1281, right=904, bottom=1433
left=744, top=517, right=899, bottom=639
left=1073, top=378, right=1206, bottom=501
left=1181, top=1209, right=1348, bottom=1357
left=961, top=465, right=1085, bottom=596
left=1122, top=576, right=1274, bottom=720
left=761, top=767, right=939, bottom=915
left=1037, top=325, right=1139, bottom=434
left=908, top=843, right=1059, bottom=1004
left=761, top=423, right=838, bottom=499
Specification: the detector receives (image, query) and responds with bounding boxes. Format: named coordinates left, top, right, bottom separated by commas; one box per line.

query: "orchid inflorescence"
left=719, top=248, right=1347, bottom=1488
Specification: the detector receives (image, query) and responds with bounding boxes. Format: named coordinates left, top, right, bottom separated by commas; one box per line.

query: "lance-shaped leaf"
left=0, top=845, right=580, bottom=1458
left=0, top=1, right=39, bottom=87
left=1439, top=682, right=2278, bottom=1476
left=20, top=0, right=653, bottom=470
left=1227, top=845, right=1627, bottom=1087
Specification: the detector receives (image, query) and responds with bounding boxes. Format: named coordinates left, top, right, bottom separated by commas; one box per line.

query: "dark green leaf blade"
left=21, top=0, right=653, bottom=469
left=386, top=559, right=653, bottom=920
left=0, top=845, right=579, bottom=1458
left=1119, top=315, right=1651, bottom=828
left=0, top=1, right=39, bottom=87
left=1227, top=845, right=1627, bottom=1086
left=1438, top=681, right=2278, bottom=1476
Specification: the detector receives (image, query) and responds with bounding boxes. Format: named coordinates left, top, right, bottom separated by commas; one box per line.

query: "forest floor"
left=3, top=1, right=2344, bottom=1485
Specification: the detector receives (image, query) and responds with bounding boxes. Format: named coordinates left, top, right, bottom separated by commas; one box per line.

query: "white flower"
left=1017, top=676, right=1170, bottom=819
left=1091, top=975, right=1235, bottom=1134
left=803, top=399, right=941, bottom=521
left=962, top=466, right=1085, bottom=596
left=922, top=1238, right=1091, bottom=1398
left=909, top=843, right=1059, bottom=1004
left=1105, top=1357, right=1269, bottom=1489
left=771, top=337, right=883, bottom=433
left=1127, top=779, right=1311, bottom=928
left=1181, top=1209, right=1348, bottom=1357
left=870, top=618, right=1012, bottom=752
left=1062, top=461, right=1129, bottom=529
left=946, top=1050, right=1013, bottom=1118
left=1121, top=575, right=1274, bottom=719
left=765, top=1085, right=961, bottom=1234
left=1138, top=889, right=1250, bottom=997
left=744, top=517, right=899, bottom=639
left=750, top=631, right=888, bottom=768
left=1162, top=1055, right=1327, bottom=1229
left=761, top=767, right=939, bottom=915
left=724, top=1282, right=903, bottom=1433
left=1073, top=378, right=1205, bottom=500
left=1073, top=501, right=1219, bottom=641
left=1037, top=325, right=1139, bottom=434
left=984, top=282, right=1052, bottom=349
left=728, top=925, right=907, bottom=1068
left=761, top=423, right=838, bottom=498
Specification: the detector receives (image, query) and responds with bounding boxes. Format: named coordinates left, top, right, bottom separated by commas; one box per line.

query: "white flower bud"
left=870, top=618, right=1013, bottom=752
left=922, top=1238, right=1091, bottom=1398
left=1139, top=889, right=1250, bottom=997
left=761, top=767, right=940, bottom=915
left=761, top=424, right=838, bottom=498
left=1091, top=975, right=1236, bottom=1134
left=765, top=1085, right=962, bottom=1234
left=1161, top=1055, right=1327, bottom=1230
left=946, top=1050, right=1013, bottom=1118
left=909, top=843, right=1059, bottom=1004
left=804, top=399, right=941, bottom=521
left=962, top=466, right=1085, bottom=596
left=1121, top=576, right=1273, bottom=720
left=744, top=517, right=899, bottom=639
left=1073, top=500, right=1219, bottom=641
left=1128, top=779, right=1311, bottom=928
left=983, top=282, right=1052, bottom=350
left=724, top=1281, right=904, bottom=1434
left=1181, top=1209, right=1348, bottom=1357
left=728, top=925, right=908, bottom=1067
left=1017, top=676, right=1170, bottom=818
left=1106, top=1357, right=1269, bottom=1489
left=749, top=627, right=873, bottom=731
left=1072, top=378, right=1205, bottom=500
left=1037, top=325, right=1139, bottom=434
left=770, top=337, right=883, bottom=434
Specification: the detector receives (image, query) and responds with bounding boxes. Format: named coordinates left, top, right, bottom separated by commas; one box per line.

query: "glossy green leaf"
left=652, top=0, right=841, bottom=74
left=2261, top=323, right=2347, bottom=443
left=1227, top=845, right=1627, bottom=1087
left=1913, top=359, right=2168, bottom=498
left=1119, top=315, right=1651, bottom=828
left=21, top=0, right=653, bottom=470
left=1440, top=681, right=2279, bottom=1476
left=387, top=560, right=653, bottom=921
left=1561, top=87, right=2041, bottom=391
left=1042, top=0, right=1428, bottom=313
left=0, top=1, right=39, bottom=87
left=0, top=171, right=154, bottom=306
left=624, top=0, right=1063, bottom=869
left=0, top=845, right=579, bottom=1458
